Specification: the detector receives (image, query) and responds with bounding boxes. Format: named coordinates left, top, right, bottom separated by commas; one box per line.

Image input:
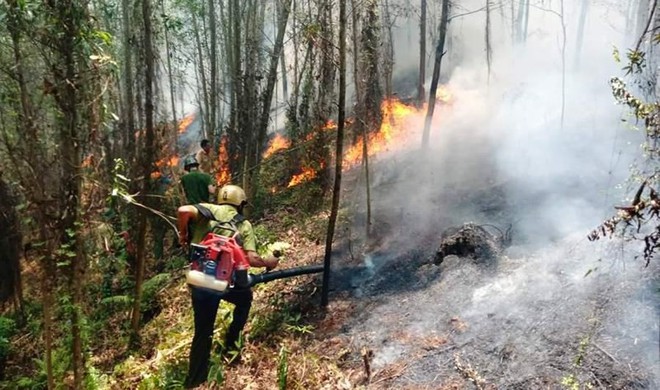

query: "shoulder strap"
left=194, top=204, right=216, bottom=221
left=194, top=204, right=245, bottom=244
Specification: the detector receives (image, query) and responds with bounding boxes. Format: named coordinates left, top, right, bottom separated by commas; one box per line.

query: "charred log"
left=434, top=223, right=510, bottom=266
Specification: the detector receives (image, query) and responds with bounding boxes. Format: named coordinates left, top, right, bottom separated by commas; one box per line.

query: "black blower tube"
left=248, top=264, right=324, bottom=287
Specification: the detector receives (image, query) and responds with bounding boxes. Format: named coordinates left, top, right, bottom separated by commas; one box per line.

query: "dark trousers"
left=184, top=286, right=252, bottom=388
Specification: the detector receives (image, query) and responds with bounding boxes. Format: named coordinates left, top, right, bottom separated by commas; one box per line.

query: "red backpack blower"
left=185, top=207, right=251, bottom=292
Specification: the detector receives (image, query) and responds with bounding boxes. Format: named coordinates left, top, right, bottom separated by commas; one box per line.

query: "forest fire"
left=156, top=156, right=180, bottom=168
left=216, top=136, right=231, bottom=186
left=288, top=165, right=321, bottom=187
left=263, top=133, right=291, bottom=158
left=261, top=95, right=446, bottom=188
left=178, top=113, right=196, bottom=133
left=343, top=98, right=422, bottom=168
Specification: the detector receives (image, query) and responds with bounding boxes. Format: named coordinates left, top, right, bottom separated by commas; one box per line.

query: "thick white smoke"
left=340, top=0, right=659, bottom=387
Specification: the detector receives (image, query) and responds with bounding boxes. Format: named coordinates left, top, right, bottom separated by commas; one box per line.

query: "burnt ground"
left=319, top=149, right=660, bottom=389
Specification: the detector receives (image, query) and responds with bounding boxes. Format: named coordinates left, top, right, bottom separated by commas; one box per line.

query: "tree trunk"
left=574, top=0, right=588, bottom=69
left=52, top=0, right=86, bottom=385
left=208, top=0, right=218, bottom=138
left=361, top=0, right=382, bottom=131
left=485, top=0, right=492, bottom=82
left=421, top=0, right=449, bottom=150
left=559, top=0, right=566, bottom=129
left=122, top=0, right=136, bottom=163
left=418, top=0, right=427, bottom=105
left=192, top=12, right=210, bottom=138
left=278, top=0, right=289, bottom=102
left=258, top=0, right=292, bottom=163
left=131, top=0, right=156, bottom=343
left=382, top=0, right=394, bottom=98
left=322, top=0, right=346, bottom=308
left=161, top=0, right=178, bottom=152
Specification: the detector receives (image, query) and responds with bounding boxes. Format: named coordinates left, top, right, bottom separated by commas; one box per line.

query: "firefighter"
left=194, top=139, right=214, bottom=174
left=177, top=184, right=279, bottom=389
left=181, top=155, right=215, bottom=204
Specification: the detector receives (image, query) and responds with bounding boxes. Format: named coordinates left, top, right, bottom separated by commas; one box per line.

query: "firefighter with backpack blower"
left=177, top=184, right=279, bottom=389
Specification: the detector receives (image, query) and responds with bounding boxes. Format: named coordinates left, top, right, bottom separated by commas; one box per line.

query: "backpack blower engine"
left=185, top=233, right=323, bottom=293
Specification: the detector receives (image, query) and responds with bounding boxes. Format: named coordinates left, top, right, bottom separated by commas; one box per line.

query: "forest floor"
left=122, top=148, right=659, bottom=389
left=4, top=147, right=659, bottom=390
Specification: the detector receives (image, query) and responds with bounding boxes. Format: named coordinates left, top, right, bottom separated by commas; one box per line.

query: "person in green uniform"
left=177, top=185, right=279, bottom=389
left=180, top=155, right=215, bottom=204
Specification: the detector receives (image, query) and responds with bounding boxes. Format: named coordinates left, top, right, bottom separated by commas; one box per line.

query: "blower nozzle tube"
left=248, top=264, right=324, bottom=287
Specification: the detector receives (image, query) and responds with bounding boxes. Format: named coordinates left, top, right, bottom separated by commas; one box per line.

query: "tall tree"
left=573, top=0, right=589, bottom=69
left=421, top=0, right=450, bottom=150
left=485, top=0, right=492, bottom=81
left=161, top=0, right=178, bottom=150
left=418, top=0, right=427, bottom=105
left=208, top=0, right=218, bottom=138
left=130, top=0, right=156, bottom=342
left=322, top=0, right=346, bottom=308
left=122, top=0, right=136, bottom=163
left=257, top=0, right=293, bottom=178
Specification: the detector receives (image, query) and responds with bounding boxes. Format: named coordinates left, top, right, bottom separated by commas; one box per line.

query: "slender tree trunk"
left=42, top=262, right=55, bottom=390
left=278, top=0, right=289, bottom=102
left=418, top=0, right=427, bottom=105
left=122, top=0, right=136, bottom=162
left=322, top=0, right=346, bottom=308
left=131, top=0, right=156, bottom=342
left=421, top=0, right=449, bottom=150
left=382, top=0, right=394, bottom=98
left=161, top=0, right=178, bottom=152
left=559, top=0, right=566, bottom=129
left=192, top=13, right=210, bottom=138
left=258, top=0, right=292, bottom=161
left=208, top=0, right=218, bottom=137
left=573, top=0, right=588, bottom=69
left=522, top=0, right=530, bottom=41
left=485, top=0, right=492, bottom=82
left=52, top=0, right=86, bottom=385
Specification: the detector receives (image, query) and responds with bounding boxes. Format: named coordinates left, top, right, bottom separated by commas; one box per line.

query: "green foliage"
left=207, top=353, right=226, bottom=385
left=137, top=356, right=187, bottom=390
left=249, top=293, right=314, bottom=341
left=100, top=295, right=132, bottom=311
left=592, top=42, right=660, bottom=263
left=277, top=345, right=289, bottom=390
left=622, top=49, right=646, bottom=75
left=163, top=254, right=188, bottom=272
left=141, top=273, right=171, bottom=313
left=0, top=316, right=16, bottom=359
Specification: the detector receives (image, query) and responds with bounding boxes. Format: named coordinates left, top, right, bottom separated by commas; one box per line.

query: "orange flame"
left=343, top=98, right=422, bottom=168
left=156, top=155, right=180, bottom=168
left=287, top=166, right=318, bottom=187
left=178, top=113, right=196, bottom=134
left=216, top=136, right=231, bottom=186
left=271, top=89, right=452, bottom=188
left=263, top=133, right=291, bottom=158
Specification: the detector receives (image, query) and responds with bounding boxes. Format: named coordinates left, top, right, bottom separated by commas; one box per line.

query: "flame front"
left=178, top=113, right=196, bottom=134
left=263, top=133, right=291, bottom=158
left=156, top=156, right=180, bottom=168
left=216, top=136, right=231, bottom=186
left=287, top=166, right=318, bottom=187
left=263, top=90, right=451, bottom=188
left=343, top=98, right=422, bottom=168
